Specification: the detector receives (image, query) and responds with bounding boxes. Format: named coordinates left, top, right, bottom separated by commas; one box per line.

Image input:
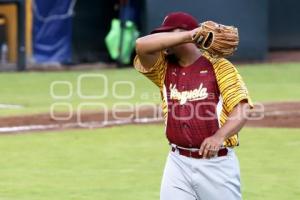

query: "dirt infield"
left=0, top=102, right=299, bottom=134
left=246, top=101, right=300, bottom=128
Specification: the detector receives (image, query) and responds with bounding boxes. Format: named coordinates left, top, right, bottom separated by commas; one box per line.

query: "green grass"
left=0, top=69, right=160, bottom=116
left=0, top=125, right=299, bottom=200
left=0, top=62, right=299, bottom=200
left=239, top=63, right=300, bottom=102
left=0, top=62, right=299, bottom=116
left=237, top=128, right=300, bottom=199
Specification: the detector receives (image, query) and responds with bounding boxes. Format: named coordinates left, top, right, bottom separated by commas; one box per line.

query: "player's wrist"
left=182, top=30, right=195, bottom=43
left=214, top=130, right=226, bottom=142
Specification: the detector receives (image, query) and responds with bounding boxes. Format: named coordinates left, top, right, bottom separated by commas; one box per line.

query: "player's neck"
left=177, top=49, right=202, bottom=67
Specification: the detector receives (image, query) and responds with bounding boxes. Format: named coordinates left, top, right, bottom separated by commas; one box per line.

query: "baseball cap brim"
left=150, top=26, right=178, bottom=34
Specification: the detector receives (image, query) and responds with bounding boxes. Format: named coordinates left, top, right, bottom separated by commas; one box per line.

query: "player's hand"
left=199, top=133, right=225, bottom=159
left=189, top=27, right=203, bottom=43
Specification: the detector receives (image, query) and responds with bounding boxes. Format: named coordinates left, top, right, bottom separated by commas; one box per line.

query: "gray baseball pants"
left=160, top=148, right=241, bottom=200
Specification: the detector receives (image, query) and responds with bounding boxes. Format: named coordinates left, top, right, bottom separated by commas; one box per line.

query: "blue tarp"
left=33, top=0, right=74, bottom=63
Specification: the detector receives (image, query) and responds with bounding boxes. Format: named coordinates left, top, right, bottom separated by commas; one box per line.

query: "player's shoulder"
left=134, top=51, right=167, bottom=73
left=202, top=51, right=236, bottom=72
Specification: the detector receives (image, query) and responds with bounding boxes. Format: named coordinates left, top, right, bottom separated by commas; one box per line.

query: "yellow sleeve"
left=133, top=52, right=167, bottom=88
left=214, top=58, right=254, bottom=112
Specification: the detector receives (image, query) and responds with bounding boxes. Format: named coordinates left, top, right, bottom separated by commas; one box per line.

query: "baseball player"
left=134, top=12, right=253, bottom=200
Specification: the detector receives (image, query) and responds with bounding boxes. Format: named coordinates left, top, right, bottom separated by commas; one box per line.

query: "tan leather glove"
left=192, top=21, right=239, bottom=57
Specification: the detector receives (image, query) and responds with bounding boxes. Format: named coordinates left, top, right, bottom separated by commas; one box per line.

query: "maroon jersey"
left=164, top=56, right=220, bottom=148
left=134, top=52, right=253, bottom=147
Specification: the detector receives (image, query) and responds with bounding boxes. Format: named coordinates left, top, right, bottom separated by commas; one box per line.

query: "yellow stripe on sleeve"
left=134, top=52, right=167, bottom=89
left=203, top=51, right=253, bottom=147
left=213, top=58, right=253, bottom=112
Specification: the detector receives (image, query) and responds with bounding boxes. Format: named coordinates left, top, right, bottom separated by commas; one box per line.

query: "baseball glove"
left=192, top=21, right=239, bottom=57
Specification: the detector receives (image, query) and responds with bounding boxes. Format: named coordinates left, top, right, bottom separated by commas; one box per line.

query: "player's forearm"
left=215, top=102, right=250, bottom=141
left=135, top=31, right=192, bottom=55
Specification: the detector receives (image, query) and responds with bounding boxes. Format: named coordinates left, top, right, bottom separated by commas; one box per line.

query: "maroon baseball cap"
left=151, top=12, right=199, bottom=34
